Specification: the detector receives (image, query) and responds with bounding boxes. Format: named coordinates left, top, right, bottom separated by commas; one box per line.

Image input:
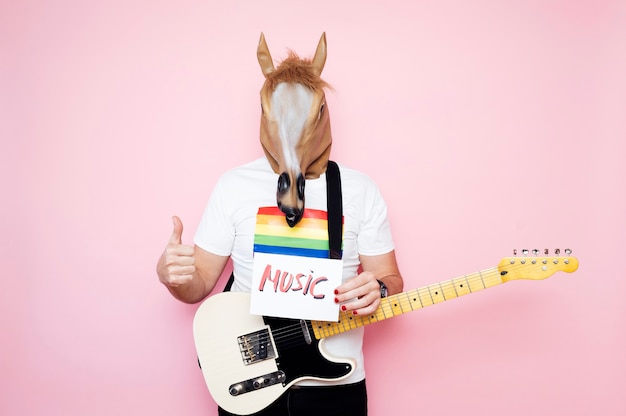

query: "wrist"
left=377, top=279, right=388, bottom=298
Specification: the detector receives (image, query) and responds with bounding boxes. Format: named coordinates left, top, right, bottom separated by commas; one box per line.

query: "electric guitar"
left=193, top=251, right=579, bottom=415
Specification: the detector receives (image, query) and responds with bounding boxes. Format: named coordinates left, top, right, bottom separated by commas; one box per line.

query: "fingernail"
left=352, top=310, right=358, bottom=315
left=334, top=289, right=339, bottom=295
left=334, top=298, right=339, bottom=304
left=341, top=305, right=347, bottom=311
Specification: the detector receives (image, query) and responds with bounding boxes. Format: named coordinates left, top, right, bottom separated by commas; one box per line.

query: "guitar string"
left=303, top=259, right=563, bottom=337
left=198, top=259, right=573, bottom=384
left=199, top=259, right=569, bottom=369
left=256, top=263, right=512, bottom=345
left=244, top=266, right=501, bottom=349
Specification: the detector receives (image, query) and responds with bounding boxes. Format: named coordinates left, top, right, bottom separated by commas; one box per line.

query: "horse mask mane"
left=257, top=33, right=332, bottom=227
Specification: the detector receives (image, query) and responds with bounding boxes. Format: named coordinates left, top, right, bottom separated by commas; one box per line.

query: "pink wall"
left=2, top=1, right=625, bottom=415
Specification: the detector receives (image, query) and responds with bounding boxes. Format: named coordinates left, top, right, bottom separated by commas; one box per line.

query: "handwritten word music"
left=257, top=264, right=328, bottom=299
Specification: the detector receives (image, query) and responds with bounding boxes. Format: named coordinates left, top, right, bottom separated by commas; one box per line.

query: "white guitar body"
left=193, top=291, right=356, bottom=415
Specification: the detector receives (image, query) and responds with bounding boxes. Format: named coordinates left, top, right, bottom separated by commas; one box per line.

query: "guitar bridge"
left=238, top=328, right=276, bottom=365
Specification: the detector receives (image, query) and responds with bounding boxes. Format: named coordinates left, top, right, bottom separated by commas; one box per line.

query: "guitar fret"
left=428, top=285, right=441, bottom=305
left=399, top=292, right=414, bottom=313
left=426, top=285, right=436, bottom=304
left=418, top=287, right=433, bottom=307
left=409, top=289, right=424, bottom=309
left=468, top=272, right=483, bottom=292
left=452, top=276, right=471, bottom=296
left=342, top=314, right=354, bottom=331
left=477, top=270, right=487, bottom=289
left=440, top=280, right=457, bottom=300
left=378, top=299, right=390, bottom=319
left=391, top=298, right=403, bottom=315
left=451, top=278, right=459, bottom=297
left=483, top=269, right=501, bottom=288
left=464, top=275, right=473, bottom=293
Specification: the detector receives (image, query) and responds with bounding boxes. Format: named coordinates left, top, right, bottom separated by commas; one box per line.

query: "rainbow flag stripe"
left=254, top=206, right=342, bottom=258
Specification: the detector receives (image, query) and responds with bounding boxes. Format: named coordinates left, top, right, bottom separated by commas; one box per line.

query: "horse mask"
left=257, top=33, right=332, bottom=227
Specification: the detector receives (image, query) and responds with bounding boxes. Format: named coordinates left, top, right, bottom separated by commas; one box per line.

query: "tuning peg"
left=555, top=248, right=561, bottom=255
left=532, top=249, right=539, bottom=256
left=513, top=249, right=517, bottom=255
left=522, top=249, right=529, bottom=256
left=565, top=248, right=572, bottom=255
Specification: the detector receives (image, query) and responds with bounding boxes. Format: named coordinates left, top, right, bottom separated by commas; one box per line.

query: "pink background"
left=2, top=1, right=625, bottom=415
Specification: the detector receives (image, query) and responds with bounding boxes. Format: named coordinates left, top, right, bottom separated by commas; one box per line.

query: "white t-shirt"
left=194, top=157, right=395, bottom=385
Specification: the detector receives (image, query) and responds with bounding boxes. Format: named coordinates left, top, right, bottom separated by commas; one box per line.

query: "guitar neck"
left=311, top=267, right=503, bottom=339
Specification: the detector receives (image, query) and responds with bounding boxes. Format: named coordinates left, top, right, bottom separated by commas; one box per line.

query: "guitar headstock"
left=498, top=248, right=579, bottom=282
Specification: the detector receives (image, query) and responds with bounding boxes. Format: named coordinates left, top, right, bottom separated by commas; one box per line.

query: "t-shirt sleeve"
left=356, top=179, right=395, bottom=256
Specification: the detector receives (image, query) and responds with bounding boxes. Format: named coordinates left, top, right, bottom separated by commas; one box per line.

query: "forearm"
left=361, top=250, right=404, bottom=296
left=378, top=272, right=404, bottom=296
left=163, top=270, right=210, bottom=304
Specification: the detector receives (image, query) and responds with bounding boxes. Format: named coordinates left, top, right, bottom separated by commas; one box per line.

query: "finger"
left=169, top=244, right=195, bottom=257
left=169, top=216, right=184, bottom=244
left=168, top=264, right=196, bottom=276
left=335, top=272, right=376, bottom=300
left=340, top=291, right=378, bottom=312
left=353, top=297, right=381, bottom=316
left=164, top=248, right=195, bottom=269
left=165, top=273, right=194, bottom=287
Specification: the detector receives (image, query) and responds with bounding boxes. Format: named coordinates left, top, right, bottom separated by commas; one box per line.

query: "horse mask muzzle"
left=277, top=172, right=305, bottom=227
left=257, top=33, right=332, bottom=227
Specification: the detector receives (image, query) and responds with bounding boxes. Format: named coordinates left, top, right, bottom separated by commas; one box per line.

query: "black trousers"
left=217, top=380, right=368, bottom=416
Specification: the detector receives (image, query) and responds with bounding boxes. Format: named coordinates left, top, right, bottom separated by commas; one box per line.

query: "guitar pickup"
left=238, top=329, right=276, bottom=365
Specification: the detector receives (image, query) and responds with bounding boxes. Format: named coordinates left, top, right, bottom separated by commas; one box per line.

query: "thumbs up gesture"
left=157, top=216, right=196, bottom=287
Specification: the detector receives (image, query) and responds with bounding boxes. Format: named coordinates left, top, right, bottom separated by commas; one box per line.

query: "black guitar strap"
left=325, top=160, right=343, bottom=260
left=223, top=161, right=342, bottom=292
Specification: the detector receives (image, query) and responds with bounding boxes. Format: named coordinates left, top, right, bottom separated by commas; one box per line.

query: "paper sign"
left=250, top=252, right=343, bottom=321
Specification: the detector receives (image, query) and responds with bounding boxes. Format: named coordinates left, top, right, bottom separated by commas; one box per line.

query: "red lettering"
left=279, top=272, right=293, bottom=292
left=258, top=265, right=329, bottom=300
left=272, top=269, right=282, bottom=292
left=302, top=274, right=313, bottom=296
left=308, top=277, right=328, bottom=299
left=257, top=264, right=273, bottom=291
left=291, top=273, right=305, bottom=291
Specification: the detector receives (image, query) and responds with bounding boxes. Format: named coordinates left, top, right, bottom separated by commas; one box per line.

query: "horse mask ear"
left=257, top=33, right=275, bottom=77
left=311, top=32, right=327, bottom=76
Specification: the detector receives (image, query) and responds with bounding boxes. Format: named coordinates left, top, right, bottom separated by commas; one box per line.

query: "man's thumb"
left=169, top=216, right=184, bottom=244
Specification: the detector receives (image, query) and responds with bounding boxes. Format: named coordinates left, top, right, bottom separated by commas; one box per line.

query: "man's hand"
left=157, top=216, right=196, bottom=288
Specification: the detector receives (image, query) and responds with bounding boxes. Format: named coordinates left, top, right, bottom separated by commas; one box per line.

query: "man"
left=157, top=33, right=403, bottom=416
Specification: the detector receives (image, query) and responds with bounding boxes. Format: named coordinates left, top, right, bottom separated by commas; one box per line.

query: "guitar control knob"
left=229, top=384, right=243, bottom=396
left=253, top=378, right=266, bottom=389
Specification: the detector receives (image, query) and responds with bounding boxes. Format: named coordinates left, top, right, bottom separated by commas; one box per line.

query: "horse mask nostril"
left=296, top=174, right=305, bottom=200
left=277, top=172, right=290, bottom=195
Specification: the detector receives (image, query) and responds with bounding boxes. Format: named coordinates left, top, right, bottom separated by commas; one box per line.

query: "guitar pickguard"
left=263, top=316, right=352, bottom=385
